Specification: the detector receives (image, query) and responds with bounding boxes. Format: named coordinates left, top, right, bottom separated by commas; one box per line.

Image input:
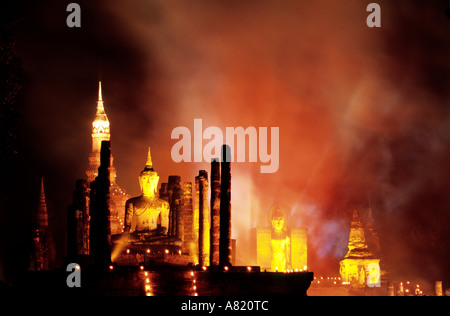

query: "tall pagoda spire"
left=98, top=81, right=103, bottom=102
left=88, top=82, right=112, bottom=183
left=93, top=81, right=109, bottom=135
left=37, top=177, right=49, bottom=229
left=346, top=209, right=367, bottom=254
left=97, top=81, right=105, bottom=111
left=29, top=177, right=55, bottom=271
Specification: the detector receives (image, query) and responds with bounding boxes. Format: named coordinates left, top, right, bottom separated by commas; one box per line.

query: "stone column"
left=175, top=185, right=184, bottom=240
left=178, top=182, right=191, bottom=246
left=210, top=159, right=221, bottom=266
left=197, top=170, right=210, bottom=266
left=219, top=145, right=232, bottom=267
left=192, top=176, right=200, bottom=262
left=181, top=182, right=194, bottom=258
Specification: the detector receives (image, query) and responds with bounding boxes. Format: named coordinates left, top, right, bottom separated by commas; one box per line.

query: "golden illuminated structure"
left=86, top=82, right=129, bottom=235
left=339, top=209, right=380, bottom=287
left=196, top=170, right=210, bottom=266
left=256, top=205, right=307, bottom=272
left=87, top=82, right=111, bottom=183
left=124, top=148, right=170, bottom=236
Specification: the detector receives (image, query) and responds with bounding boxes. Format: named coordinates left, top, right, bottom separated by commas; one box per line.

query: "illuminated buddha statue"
left=270, top=205, right=291, bottom=272
left=257, top=205, right=307, bottom=272
left=124, top=148, right=169, bottom=236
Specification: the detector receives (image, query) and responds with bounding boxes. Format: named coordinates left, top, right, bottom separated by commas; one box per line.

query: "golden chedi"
left=339, top=209, right=380, bottom=287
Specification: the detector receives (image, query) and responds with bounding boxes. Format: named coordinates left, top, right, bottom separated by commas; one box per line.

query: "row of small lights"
left=313, top=276, right=345, bottom=285
left=312, top=277, right=425, bottom=294
left=115, top=216, right=124, bottom=233
left=188, top=270, right=198, bottom=296
left=103, top=267, right=154, bottom=296
left=106, top=265, right=205, bottom=296
left=125, top=248, right=182, bottom=255
left=143, top=270, right=152, bottom=296
left=141, top=269, right=201, bottom=296
left=274, top=265, right=308, bottom=273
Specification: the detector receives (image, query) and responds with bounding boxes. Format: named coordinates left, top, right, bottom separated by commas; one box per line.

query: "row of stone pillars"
left=198, top=145, right=232, bottom=267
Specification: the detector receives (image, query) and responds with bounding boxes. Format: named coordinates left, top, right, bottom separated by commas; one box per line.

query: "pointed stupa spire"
left=97, top=81, right=104, bottom=110
left=37, top=177, right=49, bottom=228
left=98, top=81, right=103, bottom=101
left=345, top=208, right=370, bottom=257
left=351, top=209, right=363, bottom=228
left=92, top=81, right=110, bottom=136
left=40, top=176, right=45, bottom=197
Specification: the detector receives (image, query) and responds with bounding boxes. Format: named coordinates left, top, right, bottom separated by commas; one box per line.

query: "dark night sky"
left=1, top=0, right=449, bottom=289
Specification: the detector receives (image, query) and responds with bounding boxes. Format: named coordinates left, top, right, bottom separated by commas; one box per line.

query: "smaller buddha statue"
left=256, top=204, right=307, bottom=272
left=124, top=148, right=169, bottom=238
left=270, top=205, right=291, bottom=272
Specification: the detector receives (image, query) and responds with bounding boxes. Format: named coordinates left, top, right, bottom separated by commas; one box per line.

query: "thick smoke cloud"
left=106, top=0, right=449, bottom=280
left=4, top=0, right=448, bottom=285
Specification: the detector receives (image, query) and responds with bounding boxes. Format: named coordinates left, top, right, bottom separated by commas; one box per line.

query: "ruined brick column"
left=197, top=170, right=210, bottom=266
left=210, top=159, right=221, bottom=266
left=181, top=182, right=194, bottom=257
left=192, top=176, right=200, bottom=262
left=168, top=176, right=182, bottom=237
left=178, top=182, right=192, bottom=246
left=219, top=145, right=232, bottom=267
left=175, top=185, right=184, bottom=240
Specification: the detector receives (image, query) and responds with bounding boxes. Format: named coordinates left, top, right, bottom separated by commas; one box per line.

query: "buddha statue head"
left=139, top=147, right=160, bottom=197
left=269, top=204, right=287, bottom=233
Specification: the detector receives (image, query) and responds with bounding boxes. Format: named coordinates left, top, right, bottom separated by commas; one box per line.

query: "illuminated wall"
left=291, top=228, right=308, bottom=271
left=256, top=227, right=271, bottom=271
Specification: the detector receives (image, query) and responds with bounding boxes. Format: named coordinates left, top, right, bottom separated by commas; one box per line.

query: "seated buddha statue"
left=124, top=148, right=169, bottom=238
